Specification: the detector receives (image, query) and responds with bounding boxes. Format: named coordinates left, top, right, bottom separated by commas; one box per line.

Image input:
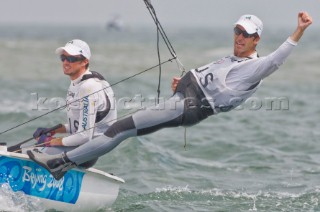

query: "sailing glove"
left=37, top=134, right=53, bottom=147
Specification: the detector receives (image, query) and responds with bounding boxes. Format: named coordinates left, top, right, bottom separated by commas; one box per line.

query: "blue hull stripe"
left=0, top=156, right=84, bottom=204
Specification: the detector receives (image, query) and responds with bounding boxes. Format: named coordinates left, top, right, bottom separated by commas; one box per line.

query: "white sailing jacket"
left=63, top=70, right=117, bottom=146
left=191, top=37, right=297, bottom=113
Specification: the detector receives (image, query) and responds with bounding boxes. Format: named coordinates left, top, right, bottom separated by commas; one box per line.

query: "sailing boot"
left=27, top=149, right=76, bottom=181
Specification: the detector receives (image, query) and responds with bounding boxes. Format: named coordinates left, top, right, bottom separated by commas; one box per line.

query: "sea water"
left=0, top=24, right=319, bottom=211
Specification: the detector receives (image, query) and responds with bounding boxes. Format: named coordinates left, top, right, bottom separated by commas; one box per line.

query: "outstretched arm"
left=290, top=11, right=313, bottom=42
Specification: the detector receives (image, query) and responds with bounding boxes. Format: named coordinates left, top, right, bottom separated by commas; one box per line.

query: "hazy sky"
left=1, top=0, right=319, bottom=29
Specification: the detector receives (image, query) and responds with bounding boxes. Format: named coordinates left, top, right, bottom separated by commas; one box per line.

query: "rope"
left=183, top=127, right=188, bottom=150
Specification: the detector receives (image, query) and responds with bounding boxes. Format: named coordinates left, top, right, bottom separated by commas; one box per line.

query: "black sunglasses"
left=60, top=55, right=84, bottom=63
left=234, top=27, right=257, bottom=38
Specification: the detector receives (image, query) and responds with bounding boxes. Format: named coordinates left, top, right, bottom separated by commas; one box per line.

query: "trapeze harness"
left=80, top=71, right=112, bottom=123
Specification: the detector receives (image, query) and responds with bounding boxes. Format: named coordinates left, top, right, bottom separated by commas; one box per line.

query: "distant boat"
left=106, top=15, right=124, bottom=31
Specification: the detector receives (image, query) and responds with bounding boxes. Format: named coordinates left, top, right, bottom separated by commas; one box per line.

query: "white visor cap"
left=234, top=14, right=263, bottom=37
left=55, top=39, right=91, bottom=60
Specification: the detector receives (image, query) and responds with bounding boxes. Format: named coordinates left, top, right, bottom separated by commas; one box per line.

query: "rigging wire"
left=156, top=22, right=162, bottom=104
left=0, top=58, right=175, bottom=136
left=143, top=0, right=186, bottom=76
left=143, top=0, right=175, bottom=58
left=143, top=0, right=188, bottom=148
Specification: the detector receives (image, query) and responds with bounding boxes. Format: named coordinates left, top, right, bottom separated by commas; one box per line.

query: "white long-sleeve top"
left=62, top=70, right=117, bottom=146
left=191, top=37, right=297, bottom=112
left=226, top=37, right=297, bottom=91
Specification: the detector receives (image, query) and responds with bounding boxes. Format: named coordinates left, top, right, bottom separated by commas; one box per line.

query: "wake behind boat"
left=0, top=144, right=124, bottom=211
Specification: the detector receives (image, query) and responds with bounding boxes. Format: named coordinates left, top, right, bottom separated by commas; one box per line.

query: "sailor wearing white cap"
left=29, top=39, right=117, bottom=171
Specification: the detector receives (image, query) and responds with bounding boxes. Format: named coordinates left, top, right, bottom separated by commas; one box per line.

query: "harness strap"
left=81, top=71, right=106, bottom=81
left=80, top=71, right=110, bottom=123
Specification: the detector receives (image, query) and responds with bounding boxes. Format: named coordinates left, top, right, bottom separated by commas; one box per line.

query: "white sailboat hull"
left=0, top=146, right=124, bottom=211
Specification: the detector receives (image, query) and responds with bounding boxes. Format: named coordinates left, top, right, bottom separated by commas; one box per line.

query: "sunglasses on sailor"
left=60, top=55, right=85, bottom=63
left=234, top=27, right=257, bottom=38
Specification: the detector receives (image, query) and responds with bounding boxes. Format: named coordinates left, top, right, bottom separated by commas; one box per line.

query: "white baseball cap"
left=55, top=39, right=91, bottom=60
left=234, top=14, right=263, bottom=37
